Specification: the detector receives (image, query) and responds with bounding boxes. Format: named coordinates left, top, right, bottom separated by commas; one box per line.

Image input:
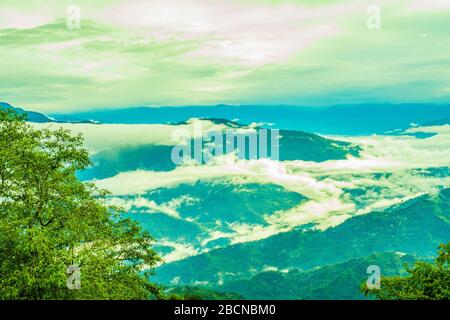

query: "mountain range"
left=0, top=102, right=98, bottom=124
left=4, top=101, right=450, bottom=135
left=2, top=101, right=449, bottom=299
left=0, top=102, right=54, bottom=123
left=50, top=103, right=450, bottom=134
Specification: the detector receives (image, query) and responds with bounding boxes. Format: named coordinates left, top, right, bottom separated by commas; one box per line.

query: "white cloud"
left=31, top=119, right=230, bottom=153
left=158, top=239, right=199, bottom=263
left=108, top=195, right=198, bottom=219
left=354, top=193, right=425, bottom=216
left=405, top=124, right=450, bottom=134
left=94, top=0, right=351, bottom=65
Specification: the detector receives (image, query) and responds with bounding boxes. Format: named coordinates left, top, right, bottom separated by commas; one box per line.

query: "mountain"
left=421, top=119, right=450, bottom=126
left=154, top=188, right=450, bottom=285
left=117, top=179, right=306, bottom=252
left=5, top=101, right=450, bottom=133
left=51, top=103, right=450, bottom=134
left=78, top=119, right=360, bottom=181
left=77, top=144, right=177, bottom=180
left=219, top=252, right=419, bottom=300
left=0, top=102, right=54, bottom=123
left=0, top=102, right=99, bottom=124
left=276, top=128, right=359, bottom=161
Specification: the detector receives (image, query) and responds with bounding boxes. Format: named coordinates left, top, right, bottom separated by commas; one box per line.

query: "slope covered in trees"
left=155, top=189, right=450, bottom=285
left=219, top=252, right=417, bottom=300
left=364, top=243, right=450, bottom=300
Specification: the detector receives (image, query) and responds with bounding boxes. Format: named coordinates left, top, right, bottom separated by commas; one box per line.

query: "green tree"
left=363, top=243, right=450, bottom=300
left=0, top=109, right=161, bottom=300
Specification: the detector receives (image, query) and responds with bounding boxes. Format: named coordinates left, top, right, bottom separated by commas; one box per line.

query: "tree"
left=363, top=243, right=450, bottom=300
left=0, top=109, right=161, bottom=299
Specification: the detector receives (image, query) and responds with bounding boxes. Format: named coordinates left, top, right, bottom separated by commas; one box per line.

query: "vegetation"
left=155, top=189, right=450, bottom=285
left=0, top=109, right=161, bottom=300
left=364, top=243, right=450, bottom=300
left=219, top=252, right=416, bottom=300
left=162, top=286, right=244, bottom=300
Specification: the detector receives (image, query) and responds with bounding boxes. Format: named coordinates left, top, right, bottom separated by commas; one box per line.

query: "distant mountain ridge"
left=0, top=102, right=98, bottom=124
left=5, top=102, right=450, bottom=134
left=51, top=103, right=450, bottom=134
left=0, top=102, right=54, bottom=123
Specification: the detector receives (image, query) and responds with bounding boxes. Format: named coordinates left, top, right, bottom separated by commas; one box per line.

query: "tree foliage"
left=364, top=243, right=450, bottom=300
left=161, top=286, right=245, bottom=300
left=0, top=109, right=161, bottom=299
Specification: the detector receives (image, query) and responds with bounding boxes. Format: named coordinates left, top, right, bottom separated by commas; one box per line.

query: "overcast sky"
left=1, top=0, right=450, bottom=112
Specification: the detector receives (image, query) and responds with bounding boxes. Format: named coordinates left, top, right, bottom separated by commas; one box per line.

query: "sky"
left=1, top=0, right=450, bottom=112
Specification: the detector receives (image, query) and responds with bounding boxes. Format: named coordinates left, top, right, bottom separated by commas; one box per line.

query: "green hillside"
left=220, top=252, right=418, bottom=300
left=120, top=179, right=305, bottom=250
left=154, top=188, right=450, bottom=285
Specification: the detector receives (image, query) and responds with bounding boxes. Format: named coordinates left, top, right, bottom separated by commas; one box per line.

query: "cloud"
left=339, top=132, right=450, bottom=169
left=405, top=124, right=450, bottom=134
left=2, top=0, right=450, bottom=110
left=31, top=119, right=230, bottom=153
left=108, top=195, right=198, bottom=219
left=157, top=240, right=199, bottom=263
